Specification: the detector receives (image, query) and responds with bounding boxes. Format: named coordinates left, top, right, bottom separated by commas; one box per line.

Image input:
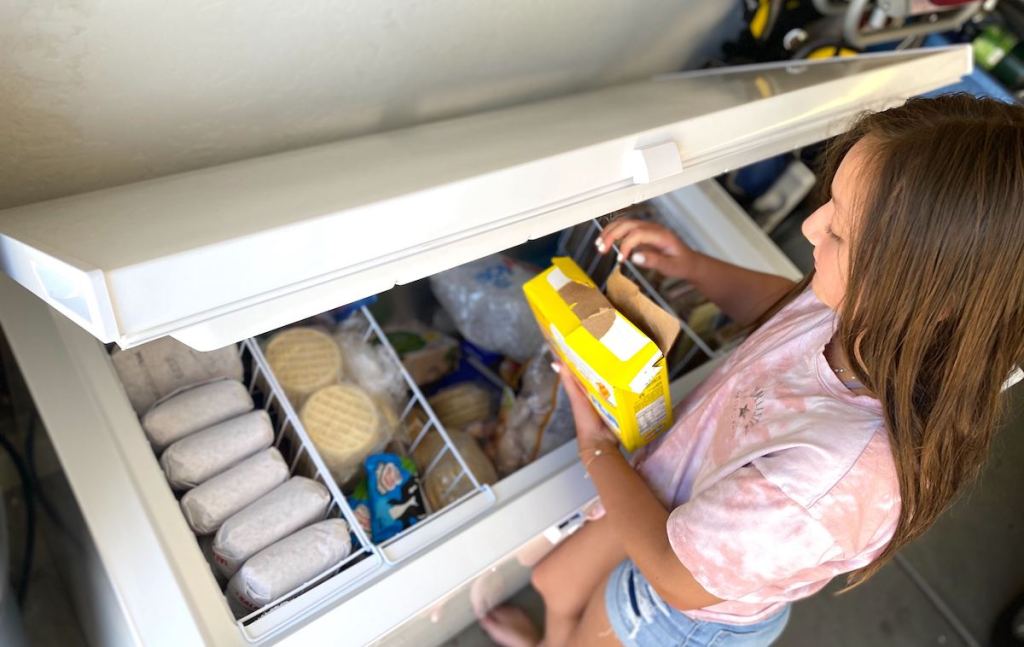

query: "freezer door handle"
left=631, top=140, right=683, bottom=184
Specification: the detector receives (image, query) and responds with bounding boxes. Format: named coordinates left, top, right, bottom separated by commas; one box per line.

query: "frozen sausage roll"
left=212, top=476, right=331, bottom=578
left=160, top=410, right=275, bottom=490
left=142, top=379, right=254, bottom=452
left=111, top=338, right=243, bottom=415
left=180, top=448, right=288, bottom=535
left=226, top=519, right=352, bottom=618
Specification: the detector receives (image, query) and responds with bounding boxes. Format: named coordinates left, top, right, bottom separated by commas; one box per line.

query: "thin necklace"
left=825, top=341, right=853, bottom=375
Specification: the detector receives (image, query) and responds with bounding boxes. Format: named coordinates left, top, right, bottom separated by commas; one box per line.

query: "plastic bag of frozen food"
left=385, top=323, right=459, bottom=387
left=429, top=255, right=544, bottom=362
left=492, top=351, right=575, bottom=476
left=333, top=319, right=406, bottom=410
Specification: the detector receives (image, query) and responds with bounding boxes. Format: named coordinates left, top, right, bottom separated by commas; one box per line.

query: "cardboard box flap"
left=605, top=266, right=680, bottom=355
left=558, top=280, right=616, bottom=340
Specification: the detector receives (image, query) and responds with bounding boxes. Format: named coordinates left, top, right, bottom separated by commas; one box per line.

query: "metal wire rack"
left=231, top=306, right=496, bottom=640
left=556, top=217, right=724, bottom=380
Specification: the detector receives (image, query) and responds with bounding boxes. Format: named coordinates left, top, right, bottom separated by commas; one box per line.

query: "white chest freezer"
left=0, top=47, right=969, bottom=646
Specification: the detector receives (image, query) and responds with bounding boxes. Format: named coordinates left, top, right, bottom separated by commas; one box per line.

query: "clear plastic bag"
left=333, top=319, right=407, bottom=410
left=492, top=351, right=575, bottom=476
left=429, top=255, right=544, bottom=362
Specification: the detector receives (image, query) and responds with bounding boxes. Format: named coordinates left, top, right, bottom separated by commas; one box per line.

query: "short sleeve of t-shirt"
left=666, top=465, right=843, bottom=600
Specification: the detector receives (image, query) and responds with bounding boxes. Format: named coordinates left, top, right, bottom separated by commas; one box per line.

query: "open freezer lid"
left=0, top=47, right=969, bottom=350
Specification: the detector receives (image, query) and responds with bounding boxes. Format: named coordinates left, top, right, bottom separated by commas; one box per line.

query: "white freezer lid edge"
left=0, top=46, right=972, bottom=350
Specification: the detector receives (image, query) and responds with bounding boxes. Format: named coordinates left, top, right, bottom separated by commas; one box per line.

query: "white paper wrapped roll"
left=160, top=410, right=274, bottom=490
left=142, top=379, right=253, bottom=452
left=227, top=519, right=352, bottom=618
left=111, top=338, right=243, bottom=414
left=212, top=477, right=331, bottom=578
left=180, top=448, right=288, bottom=535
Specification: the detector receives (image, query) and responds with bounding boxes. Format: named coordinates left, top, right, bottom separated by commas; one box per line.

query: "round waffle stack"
left=265, top=328, right=343, bottom=407
left=427, top=383, right=491, bottom=431
left=300, top=383, right=381, bottom=484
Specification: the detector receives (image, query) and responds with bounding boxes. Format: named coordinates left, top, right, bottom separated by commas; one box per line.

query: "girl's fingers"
left=616, top=226, right=681, bottom=263
left=629, top=248, right=673, bottom=273
left=596, top=219, right=646, bottom=255
left=554, top=363, right=603, bottom=429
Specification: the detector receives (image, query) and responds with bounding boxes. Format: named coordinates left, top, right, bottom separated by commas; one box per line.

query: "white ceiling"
left=0, top=1, right=739, bottom=210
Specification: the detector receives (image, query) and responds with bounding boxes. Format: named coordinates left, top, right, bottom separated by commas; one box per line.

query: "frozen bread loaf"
left=180, top=448, right=288, bottom=535
left=160, top=410, right=274, bottom=490
left=265, top=328, right=342, bottom=407
left=212, top=476, right=331, bottom=578
left=300, top=384, right=382, bottom=484
left=227, top=519, right=352, bottom=618
left=142, top=379, right=253, bottom=453
left=111, top=338, right=243, bottom=414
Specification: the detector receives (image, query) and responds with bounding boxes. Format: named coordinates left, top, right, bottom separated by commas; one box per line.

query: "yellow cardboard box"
left=523, top=257, right=680, bottom=451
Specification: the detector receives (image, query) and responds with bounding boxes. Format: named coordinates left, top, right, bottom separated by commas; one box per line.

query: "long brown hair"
left=795, top=94, right=1024, bottom=587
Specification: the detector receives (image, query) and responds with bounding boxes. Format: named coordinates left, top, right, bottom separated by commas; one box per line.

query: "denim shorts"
left=604, top=560, right=790, bottom=646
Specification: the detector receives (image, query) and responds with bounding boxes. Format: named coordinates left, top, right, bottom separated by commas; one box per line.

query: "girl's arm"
left=597, top=220, right=796, bottom=326
left=557, top=366, right=723, bottom=611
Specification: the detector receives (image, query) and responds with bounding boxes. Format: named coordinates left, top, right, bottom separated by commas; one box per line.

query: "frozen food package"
left=396, top=406, right=429, bottom=447
left=493, top=352, right=575, bottom=476
left=111, top=338, right=243, bottom=414
left=428, top=383, right=492, bottom=432
left=160, top=410, right=274, bottom=490
left=347, top=480, right=373, bottom=537
left=386, top=324, right=459, bottom=387
left=365, top=453, right=426, bottom=542
left=413, top=429, right=497, bottom=510
left=180, top=448, right=289, bottom=535
left=142, top=379, right=254, bottom=452
left=212, top=476, right=331, bottom=578
left=333, top=321, right=406, bottom=408
left=265, top=327, right=343, bottom=407
left=300, top=384, right=385, bottom=485
left=429, top=255, right=544, bottom=362
left=226, top=519, right=352, bottom=618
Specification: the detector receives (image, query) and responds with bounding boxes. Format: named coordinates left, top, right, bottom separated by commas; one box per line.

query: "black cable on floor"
left=0, top=428, right=34, bottom=607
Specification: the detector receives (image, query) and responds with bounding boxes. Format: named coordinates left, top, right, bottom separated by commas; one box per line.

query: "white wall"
left=0, top=1, right=740, bottom=210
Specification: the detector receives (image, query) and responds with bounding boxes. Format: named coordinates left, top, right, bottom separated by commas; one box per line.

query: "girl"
left=480, top=94, right=1024, bottom=647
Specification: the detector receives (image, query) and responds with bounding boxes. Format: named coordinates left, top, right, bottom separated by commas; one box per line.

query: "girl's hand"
left=554, top=362, right=619, bottom=453
left=596, top=219, right=699, bottom=281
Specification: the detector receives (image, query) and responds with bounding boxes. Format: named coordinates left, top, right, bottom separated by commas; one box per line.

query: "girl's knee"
left=531, top=554, right=584, bottom=617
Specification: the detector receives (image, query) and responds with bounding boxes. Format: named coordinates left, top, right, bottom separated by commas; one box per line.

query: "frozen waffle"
left=265, top=327, right=343, bottom=407
left=300, top=383, right=381, bottom=483
left=428, top=383, right=491, bottom=431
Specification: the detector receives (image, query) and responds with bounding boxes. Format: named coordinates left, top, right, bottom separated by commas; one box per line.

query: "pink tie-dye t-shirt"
left=633, top=288, right=900, bottom=625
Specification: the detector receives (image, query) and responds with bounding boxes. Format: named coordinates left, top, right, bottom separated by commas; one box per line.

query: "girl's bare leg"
left=481, top=516, right=625, bottom=647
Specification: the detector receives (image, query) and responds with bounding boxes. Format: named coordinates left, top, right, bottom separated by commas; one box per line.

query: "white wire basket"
left=233, top=306, right=496, bottom=641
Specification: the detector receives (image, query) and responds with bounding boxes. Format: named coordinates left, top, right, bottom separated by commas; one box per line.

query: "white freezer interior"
left=1, top=180, right=796, bottom=647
